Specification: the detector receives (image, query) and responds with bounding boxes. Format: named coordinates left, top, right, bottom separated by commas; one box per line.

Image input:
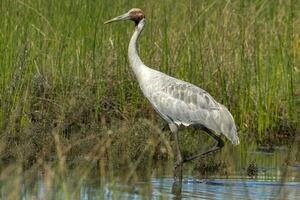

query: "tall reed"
left=0, top=0, right=299, bottom=149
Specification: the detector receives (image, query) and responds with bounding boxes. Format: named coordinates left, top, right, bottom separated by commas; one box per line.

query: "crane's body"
left=105, top=8, right=240, bottom=182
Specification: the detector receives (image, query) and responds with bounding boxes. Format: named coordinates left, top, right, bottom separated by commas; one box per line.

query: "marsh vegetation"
left=0, top=0, right=300, bottom=199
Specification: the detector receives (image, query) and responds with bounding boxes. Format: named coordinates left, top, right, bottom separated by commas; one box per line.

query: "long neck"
left=128, top=19, right=148, bottom=82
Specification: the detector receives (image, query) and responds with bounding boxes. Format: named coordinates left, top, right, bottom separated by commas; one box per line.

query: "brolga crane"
left=104, top=8, right=240, bottom=182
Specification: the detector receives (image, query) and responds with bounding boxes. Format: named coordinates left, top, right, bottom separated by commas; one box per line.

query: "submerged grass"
left=0, top=0, right=300, bottom=198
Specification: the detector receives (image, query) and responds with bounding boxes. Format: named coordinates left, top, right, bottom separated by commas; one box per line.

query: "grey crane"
left=104, top=8, right=240, bottom=181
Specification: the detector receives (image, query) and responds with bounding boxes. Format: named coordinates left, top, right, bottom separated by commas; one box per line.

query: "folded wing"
left=147, top=79, right=239, bottom=145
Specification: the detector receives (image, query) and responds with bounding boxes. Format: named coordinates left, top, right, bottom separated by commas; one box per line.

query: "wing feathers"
left=146, top=77, right=239, bottom=145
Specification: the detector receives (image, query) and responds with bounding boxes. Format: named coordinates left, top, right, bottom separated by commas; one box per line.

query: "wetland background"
left=0, top=0, right=300, bottom=199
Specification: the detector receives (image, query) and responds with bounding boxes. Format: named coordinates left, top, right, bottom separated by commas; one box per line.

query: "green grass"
left=0, top=0, right=300, bottom=197
left=1, top=0, right=299, bottom=141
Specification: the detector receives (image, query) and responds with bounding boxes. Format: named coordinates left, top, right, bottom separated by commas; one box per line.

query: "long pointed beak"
left=104, top=13, right=130, bottom=24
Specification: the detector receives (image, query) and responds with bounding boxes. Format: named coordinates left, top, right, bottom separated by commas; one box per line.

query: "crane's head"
left=104, top=8, right=145, bottom=26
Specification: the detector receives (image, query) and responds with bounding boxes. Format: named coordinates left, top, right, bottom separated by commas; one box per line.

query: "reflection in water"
left=1, top=141, right=299, bottom=199
left=171, top=181, right=182, bottom=199
left=17, top=174, right=300, bottom=199
left=80, top=177, right=300, bottom=199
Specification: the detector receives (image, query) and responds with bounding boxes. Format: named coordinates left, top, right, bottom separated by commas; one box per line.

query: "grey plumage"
left=141, top=70, right=240, bottom=145
left=119, top=13, right=239, bottom=146
left=104, top=9, right=240, bottom=182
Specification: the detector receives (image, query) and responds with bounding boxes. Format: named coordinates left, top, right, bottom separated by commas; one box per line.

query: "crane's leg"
left=183, top=126, right=224, bottom=163
left=169, top=123, right=183, bottom=182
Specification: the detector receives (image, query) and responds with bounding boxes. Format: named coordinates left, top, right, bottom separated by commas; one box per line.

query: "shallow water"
left=93, top=177, right=300, bottom=199
left=18, top=176, right=300, bottom=200
left=3, top=140, right=300, bottom=199
left=73, top=142, right=300, bottom=199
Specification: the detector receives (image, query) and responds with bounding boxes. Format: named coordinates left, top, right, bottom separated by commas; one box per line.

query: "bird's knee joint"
left=169, top=124, right=178, bottom=133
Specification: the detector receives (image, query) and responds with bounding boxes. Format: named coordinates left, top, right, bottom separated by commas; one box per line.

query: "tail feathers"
left=219, top=104, right=240, bottom=146
left=228, top=129, right=240, bottom=145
